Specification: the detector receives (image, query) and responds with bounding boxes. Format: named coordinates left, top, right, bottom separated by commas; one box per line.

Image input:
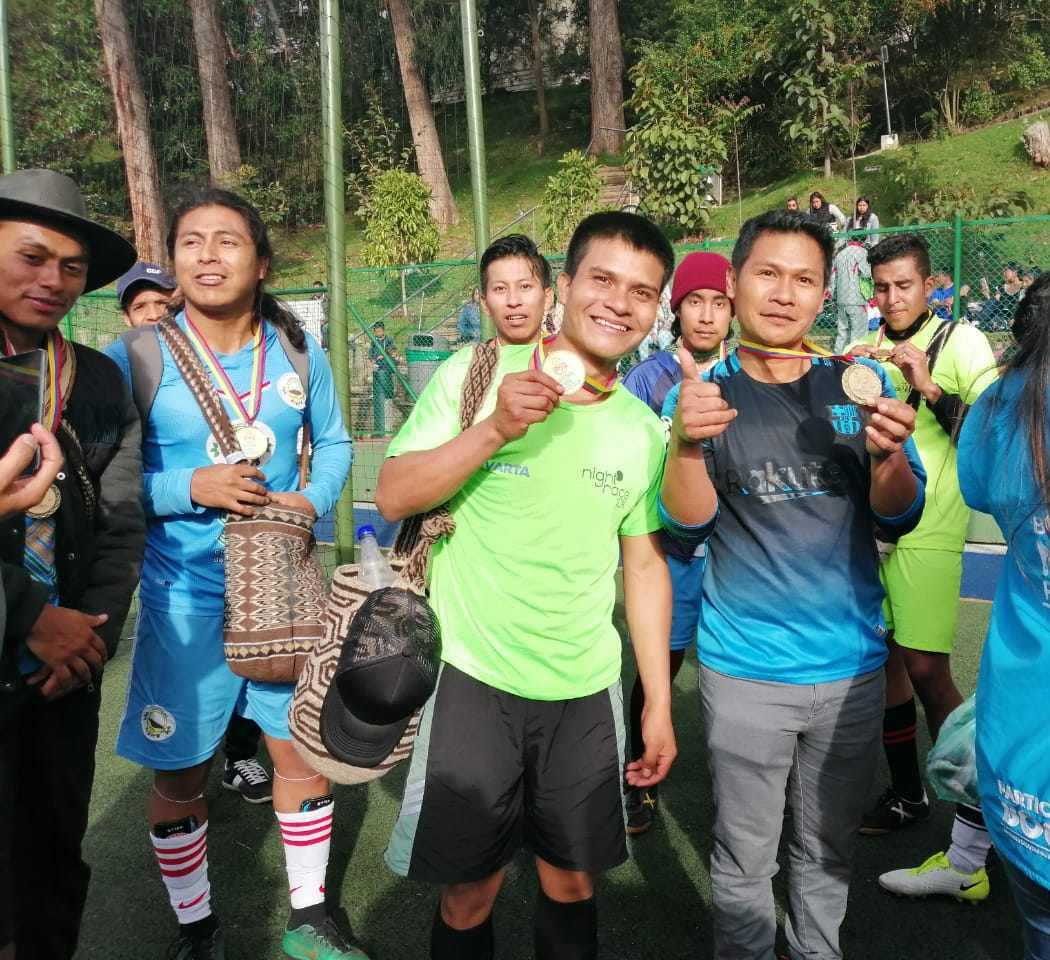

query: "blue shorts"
left=116, top=605, right=294, bottom=771
left=669, top=551, right=704, bottom=652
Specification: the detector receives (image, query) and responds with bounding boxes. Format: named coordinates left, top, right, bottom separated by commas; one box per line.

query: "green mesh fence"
left=68, top=215, right=1050, bottom=508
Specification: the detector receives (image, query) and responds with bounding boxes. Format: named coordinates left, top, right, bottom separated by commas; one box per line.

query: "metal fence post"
left=320, top=0, right=355, bottom=564
left=0, top=0, right=15, bottom=173
left=952, top=211, right=963, bottom=322
left=459, top=0, right=493, bottom=340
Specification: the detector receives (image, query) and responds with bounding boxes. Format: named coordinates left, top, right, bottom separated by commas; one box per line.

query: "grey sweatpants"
left=701, top=665, right=885, bottom=960
left=834, top=304, right=869, bottom=354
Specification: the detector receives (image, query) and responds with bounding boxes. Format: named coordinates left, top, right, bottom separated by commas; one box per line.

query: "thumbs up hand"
left=672, top=346, right=737, bottom=445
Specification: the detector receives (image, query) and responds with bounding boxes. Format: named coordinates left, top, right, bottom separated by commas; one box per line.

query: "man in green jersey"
left=377, top=212, right=678, bottom=960
left=850, top=233, right=999, bottom=901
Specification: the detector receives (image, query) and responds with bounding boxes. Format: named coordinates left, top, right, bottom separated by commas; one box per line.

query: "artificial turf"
left=77, top=598, right=1021, bottom=959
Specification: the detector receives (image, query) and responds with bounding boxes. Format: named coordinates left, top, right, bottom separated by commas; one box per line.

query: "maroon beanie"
left=670, top=252, right=732, bottom=313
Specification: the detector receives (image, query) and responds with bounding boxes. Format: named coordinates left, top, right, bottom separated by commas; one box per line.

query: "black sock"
left=288, top=902, right=327, bottom=931
left=534, top=890, right=597, bottom=960
left=430, top=905, right=493, bottom=960
left=181, top=914, right=218, bottom=941
left=883, top=698, right=923, bottom=801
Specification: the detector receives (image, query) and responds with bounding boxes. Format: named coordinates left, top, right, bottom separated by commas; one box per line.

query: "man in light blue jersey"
left=107, top=189, right=360, bottom=960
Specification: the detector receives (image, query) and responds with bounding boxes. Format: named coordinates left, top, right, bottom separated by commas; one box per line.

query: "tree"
left=189, top=0, right=242, bottom=182
left=588, top=0, right=625, bottom=155
left=767, top=0, right=864, bottom=179
left=528, top=0, right=551, bottom=145
left=94, top=0, right=167, bottom=263
left=386, top=0, right=460, bottom=229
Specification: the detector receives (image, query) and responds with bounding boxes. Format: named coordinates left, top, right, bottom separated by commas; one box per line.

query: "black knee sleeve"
left=430, top=904, right=493, bottom=960
left=534, top=889, right=597, bottom=960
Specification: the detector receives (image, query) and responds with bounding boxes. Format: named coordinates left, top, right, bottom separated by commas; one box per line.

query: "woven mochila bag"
left=289, top=339, right=499, bottom=782
left=159, top=317, right=325, bottom=684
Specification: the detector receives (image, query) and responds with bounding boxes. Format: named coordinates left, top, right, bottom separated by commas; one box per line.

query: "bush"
left=541, top=150, right=604, bottom=250
left=218, top=165, right=290, bottom=225
left=344, top=87, right=413, bottom=215
left=1005, top=34, right=1050, bottom=91
left=360, top=170, right=440, bottom=267
left=959, top=83, right=1003, bottom=127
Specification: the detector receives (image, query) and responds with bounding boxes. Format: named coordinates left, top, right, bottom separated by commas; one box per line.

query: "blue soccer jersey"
left=106, top=313, right=351, bottom=615
left=623, top=351, right=682, bottom=420
left=959, top=372, right=1050, bottom=890
left=662, top=351, right=926, bottom=684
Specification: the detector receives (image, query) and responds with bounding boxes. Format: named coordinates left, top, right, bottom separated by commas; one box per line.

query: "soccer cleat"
left=283, top=909, right=371, bottom=960
left=859, top=786, right=931, bottom=835
left=878, top=851, right=990, bottom=903
left=166, top=928, right=226, bottom=960
left=222, top=757, right=273, bottom=804
left=624, top=785, right=658, bottom=835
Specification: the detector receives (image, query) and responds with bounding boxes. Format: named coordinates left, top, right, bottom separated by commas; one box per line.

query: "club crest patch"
left=142, top=705, right=176, bottom=742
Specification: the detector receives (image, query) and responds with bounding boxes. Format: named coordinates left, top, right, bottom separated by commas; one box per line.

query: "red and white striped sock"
left=277, top=803, right=333, bottom=910
left=151, top=820, right=212, bottom=925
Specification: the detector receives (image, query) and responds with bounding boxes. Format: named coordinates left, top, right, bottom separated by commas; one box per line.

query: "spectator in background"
left=116, top=262, right=177, bottom=328
left=370, top=320, right=398, bottom=437
left=637, top=285, right=675, bottom=361
left=805, top=190, right=847, bottom=231
left=785, top=197, right=800, bottom=213
left=478, top=235, right=553, bottom=345
left=621, top=251, right=733, bottom=836
left=1021, top=264, right=1041, bottom=293
left=847, top=196, right=881, bottom=247
left=832, top=239, right=872, bottom=353
left=456, top=288, right=482, bottom=344
left=929, top=267, right=955, bottom=320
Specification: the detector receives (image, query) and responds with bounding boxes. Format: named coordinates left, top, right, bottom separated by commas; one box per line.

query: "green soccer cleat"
left=878, top=851, right=990, bottom=903
left=283, top=910, right=371, bottom=960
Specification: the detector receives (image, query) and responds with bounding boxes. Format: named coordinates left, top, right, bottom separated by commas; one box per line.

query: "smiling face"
left=172, top=204, right=267, bottom=318
left=481, top=254, right=553, bottom=345
left=872, top=254, right=935, bottom=331
left=727, top=230, right=827, bottom=348
left=678, top=289, right=732, bottom=354
left=555, top=236, right=664, bottom=371
left=0, top=219, right=89, bottom=340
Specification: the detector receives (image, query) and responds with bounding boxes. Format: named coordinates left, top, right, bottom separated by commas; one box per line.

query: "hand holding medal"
left=863, top=397, right=916, bottom=461
left=671, top=347, right=737, bottom=445
left=489, top=367, right=563, bottom=443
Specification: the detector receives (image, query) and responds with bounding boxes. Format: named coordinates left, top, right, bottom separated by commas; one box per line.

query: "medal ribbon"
left=532, top=336, right=619, bottom=395
left=183, top=316, right=266, bottom=425
left=2, top=329, right=65, bottom=431
left=735, top=338, right=858, bottom=362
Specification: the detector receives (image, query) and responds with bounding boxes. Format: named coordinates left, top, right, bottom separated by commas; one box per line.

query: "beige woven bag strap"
left=393, top=338, right=500, bottom=589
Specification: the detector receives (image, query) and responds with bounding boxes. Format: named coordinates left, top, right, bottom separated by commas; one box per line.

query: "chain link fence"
left=69, top=214, right=1049, bottom=511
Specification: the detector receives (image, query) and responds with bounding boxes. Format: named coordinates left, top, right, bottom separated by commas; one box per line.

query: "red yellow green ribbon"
left=532, top=335, right=618, bottom=395
left=184, top=315, right=266, bottom=425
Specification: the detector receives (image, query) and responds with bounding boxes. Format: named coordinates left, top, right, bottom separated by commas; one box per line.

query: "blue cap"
left=356, top=524, right=377, bottom=540
left=116, top=261, right=176, bottom=309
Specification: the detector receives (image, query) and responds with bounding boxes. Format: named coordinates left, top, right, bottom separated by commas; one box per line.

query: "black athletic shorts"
left=385, top=663, right=627, bottom=884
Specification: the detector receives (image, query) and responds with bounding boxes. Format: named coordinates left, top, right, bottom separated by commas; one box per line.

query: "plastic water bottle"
left=357, top=525, right=396, bottom=590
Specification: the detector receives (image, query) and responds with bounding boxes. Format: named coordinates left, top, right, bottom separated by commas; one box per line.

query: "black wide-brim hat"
left=0, top=169, right=137, bottom=293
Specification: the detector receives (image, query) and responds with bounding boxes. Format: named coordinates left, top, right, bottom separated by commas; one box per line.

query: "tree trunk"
left=588, top=0, right=625, bottom=156
left=189, top=0, right=242, bottom=182
left=261, top=0, right=290, bottom=55
left=528, top=0, right=550, bottom=147
left=386, top=0, right=460, bottom=229
left=94, top=0, right=167, bottom=264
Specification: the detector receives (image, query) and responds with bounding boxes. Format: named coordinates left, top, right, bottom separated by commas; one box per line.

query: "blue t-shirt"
left=959, top=372, right=1050, bottom=889
left=622, top=351, right=682, bottom=420
left=661, top=351, right=926, bottom=683
left=930, top=284, right=955, bottom=320
left=105, top=314, right=352, bottom=614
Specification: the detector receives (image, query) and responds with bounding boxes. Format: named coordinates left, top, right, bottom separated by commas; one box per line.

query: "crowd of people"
left=0, top=164, right=1048, bottom=960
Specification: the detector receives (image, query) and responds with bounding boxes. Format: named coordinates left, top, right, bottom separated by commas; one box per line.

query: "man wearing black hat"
left=0, top=168, right=145, bottom=960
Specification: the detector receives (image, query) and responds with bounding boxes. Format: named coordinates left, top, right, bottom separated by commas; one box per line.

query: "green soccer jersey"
left=860, top=315, right=998, bottom=551
left=387, top=344, right=666, bottom=700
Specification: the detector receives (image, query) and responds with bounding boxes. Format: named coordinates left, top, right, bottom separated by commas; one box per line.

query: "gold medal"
left=841, top=363, right=883, bottom=407
left=234, top=422, right=270, bottom=461
left=26, top=483, right=61, bottom=519
left=541, top=350, right=586, bottom=394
